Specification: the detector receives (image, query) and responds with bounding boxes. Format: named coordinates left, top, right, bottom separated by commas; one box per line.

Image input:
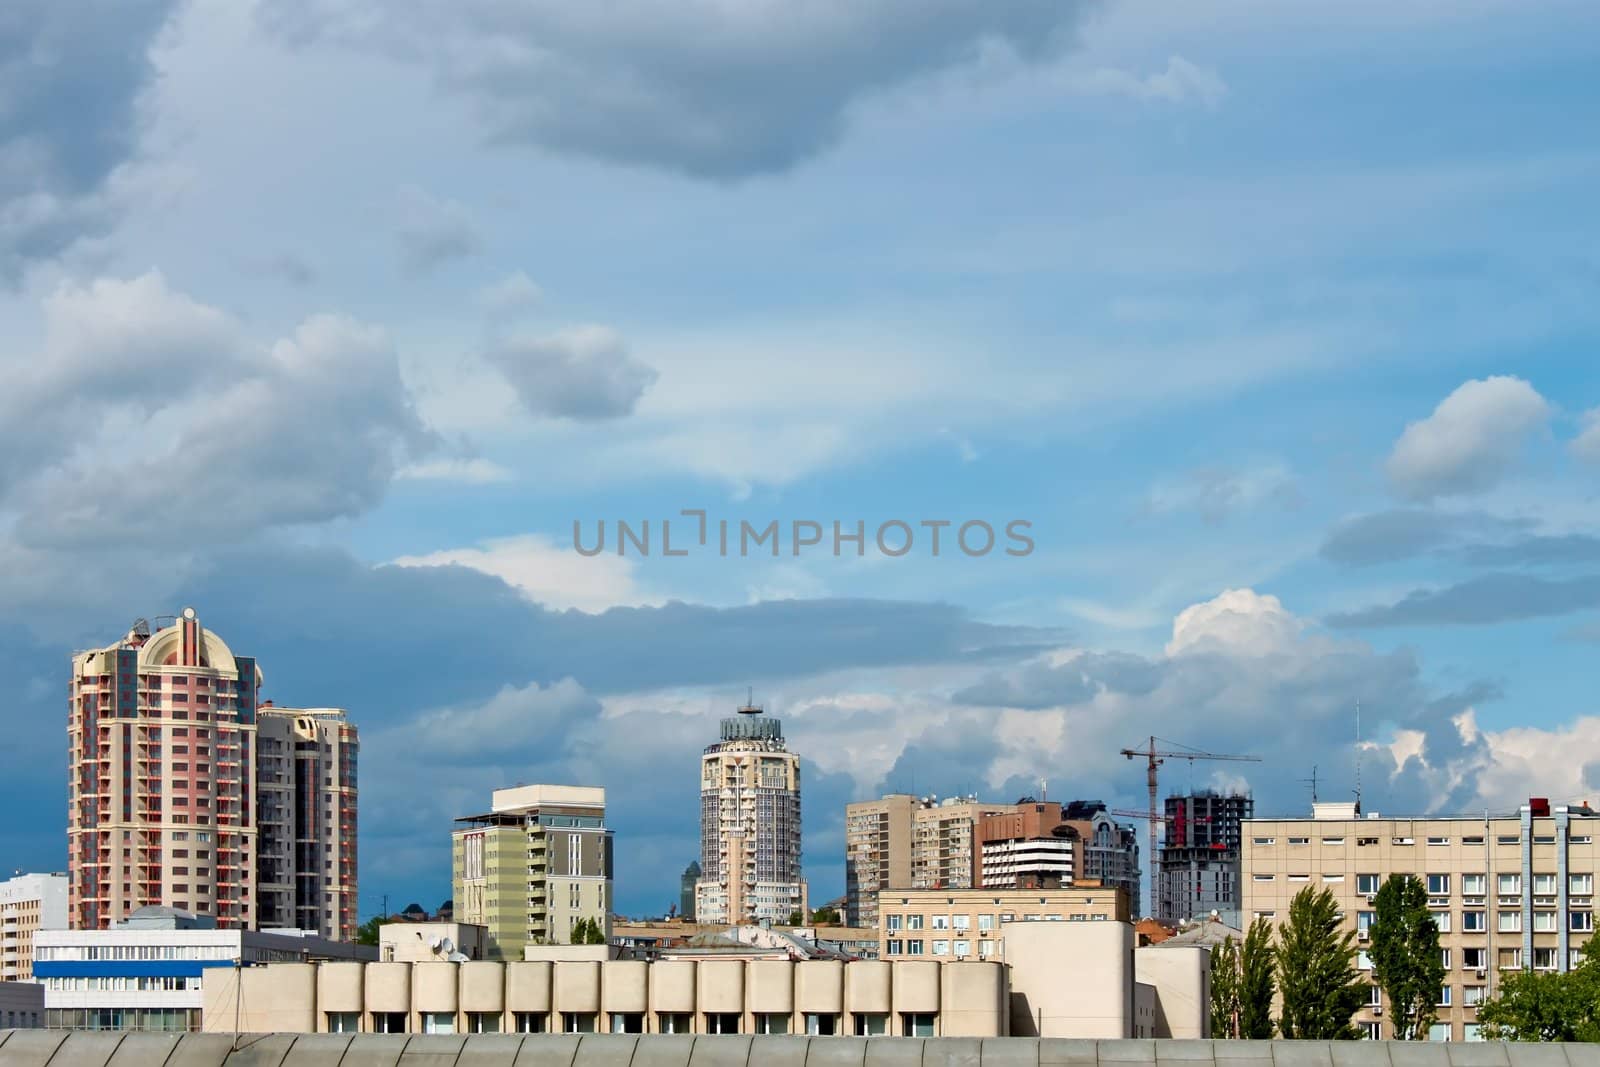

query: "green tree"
left=1479, top=955, right=1600, bottom=1042
left=786, top=909, right=805, bottom=926
left=1369, top=874, right=1445, bottom=1039
left=355, top=916, right=392, bottom=946
left=1240, top=917, right=1278, bottom=1039
left=570, top=917, right=607, bottom=944
left=1210, top=936, right=1242, bottom=1038
left=811, top=906, right=842, bottom=926
left=1276, top=886, right=1366, bottom=1039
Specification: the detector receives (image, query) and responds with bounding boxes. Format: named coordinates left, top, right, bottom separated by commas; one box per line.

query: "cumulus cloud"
left=393, top=534, right=654, bottom=613
left=1165, top=587, right=1303, bottom=656
left=486, top=326, right=658, bottom=420
left=1385, top=375, right=1550, bottom=500
left=256, top=0, right=1096, bottom=178
left=1574, top=408, right=1600, bottom=466
left=395, top=185, right=482, bottom=274
left=1319, top=508, right=1538, bottom=567
left=2, top=274, right=434, bottom=546
left=396, top=457, right=514, bottom=485
left=476, top=270, right=543, bottom=317
left=0, top=0, right=179, bottom=277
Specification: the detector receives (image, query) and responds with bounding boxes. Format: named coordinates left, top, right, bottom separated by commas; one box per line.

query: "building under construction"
left=1155, top=790, right=1253, bottom=927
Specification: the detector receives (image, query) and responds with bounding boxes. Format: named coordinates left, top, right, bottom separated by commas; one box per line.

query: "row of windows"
left=1251, top=872, right=1595, bottom=896
left=35, top=944, right=236, bottom=961
left=1254, top=835, right=1593, bottom=849
left=885, top=938, right=999, bottom=957
left=1355, top=908, right=1595, bottom=934
left=43, top=975, right=203, bottom=991
left=327, top=1011, right=928, bottom=1036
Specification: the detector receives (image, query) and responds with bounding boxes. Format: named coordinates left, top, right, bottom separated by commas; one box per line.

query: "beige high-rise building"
left=876, top=885, right=1130, bottom=961
left=697, top=703, right=804, bottom=925
left=912, top=797, right=1017, bottom=892
left=255, top=706, right=359, bottom=941
left=1, top=873, right=67, bottom=981
left=844, top=794, right=916, bottom=927
left=453, top=785, right=613, bottom=960
left=1242, top=798, right=1600, bottom=1041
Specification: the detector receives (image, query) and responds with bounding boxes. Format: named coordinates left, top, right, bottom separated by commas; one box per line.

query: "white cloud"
left=1573, top=408, right=1600, bottom=466
left=1144, top=463, right=1300, bottom=523
left=1071, top=56, right=1228, bottom=109
left=395, top=185, right=482, bottom=274
left=396, top=457, right=514, bottom=484
left=1165, top=588, right=1303, bottom=657
left=1386, top=375, right=1550, bottom=499
left=485, top=325, right=658, bottom=420
left=391, top=534, right=656, bottom=613
left=476, top=270, right=543, bottom=317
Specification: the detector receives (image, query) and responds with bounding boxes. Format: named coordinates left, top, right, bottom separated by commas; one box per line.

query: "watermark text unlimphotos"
left=573, top=512, right=1034, bottom=558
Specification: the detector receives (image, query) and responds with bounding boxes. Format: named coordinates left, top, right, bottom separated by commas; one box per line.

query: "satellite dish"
left=429, top=937, right=444, bottom=951
left=131, top=618, right=151, bottom=638
left=182, top=607, right=197, bottom=620
left=439, top=937, right=455, bottom=955
left=446, top=952, right=469, bottom=963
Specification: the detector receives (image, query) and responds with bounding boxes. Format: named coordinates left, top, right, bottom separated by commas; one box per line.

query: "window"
left=563, top=1013, right=597, bottom=1033
left=1357, top=950, right=1372, bottom=971
left=422, top=1013, right=456, bottom=1035
left=1393, top=837, right=1415, bottom=846
left=1463, top=1025, right=1483, bottom=1042
left=1438, top=986, right=1452, bottom=1007
left=1575, top=874, right=1595, bottom=895
left=803, top=1013, right=839, bottom=1036
left=1462, top=874, right=1486, bottom=896
left=932, top=939, right=950, bottom=956
left=1440, top=949, right=1452, bottom=969
left=906, top=939, right=924, bottom=955
left=1573, top=911, right=1595, bottom=932
left=1463, top=948, right=1487, bottom=971
left=1428, top=1024, right=1451, bottom=1042
left=1534, top=911, right=1558, bottom=932
left=1357, top=874, right=1380, bottom=895
left=1462, top=910, right=1486, bottom=932
left=1498, top=948, right=1523, bottom=970
left=1463, top=986, right=1486, bottom=1007
left=1323, top=874, right=1345, bottom=883
left=1368, top=985, right=1383, bottom=1007
left=1323, top=837, right=1345, bottom=846
left=1288, top=874, right=1309, bottom=883
left=704, top=1013, right=739, bottom=1034
left=901, top=1013, right=935, bottom=1037
left=466, top=1013, right=501, bottom=1034
left=906, top=915, right=923, bottom=930
left=886, top=940, right=903, bottom=955
left=1428, top=837, right=1450, bottom=846
left=1534, top=874, right=1559, bottom=896
left=1434, top=911, right=1452, bottom=933
left=656, top=1013, right=691, bottom=1034
left=1498, top=911, right=1521, bottom=933
left=952, top=914, right=970, bottom=931
left=1427, top=874, right=1450, bottom=895
left=326, top=1012, right=359, bottom=1032
left=1288, top=837, right=1309, bottom=846
left=610, top=1013, right=644, bottom=1034
left=1534, top=948, right=1558, bottom=971
left=1253, top=837, right=1275, bottom=845
left=854, top=1013, right=889, bottom=1036
left=978, top=914, right=995, bottom=931
left=1361, top=1022, right=1382, bottom=1041
left=931, top=915, right=949, bottom=930
left=1357, top=911, right=1374, bottom=935
left=954, top=940, right=971, bottom=957
left=1498, top=874, right=1521, bottom=895
left=1497, top=835, right=1519, bottom=846
left=1253, top=874, right=1274, bottom=882
left=754, top=1014, right=789, bottom=1035
left=371, top=1012, right=407, bottom=1034
left=887, top=915, right=902, bottom=931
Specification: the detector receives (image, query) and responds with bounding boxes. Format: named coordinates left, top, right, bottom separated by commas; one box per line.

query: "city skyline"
left=2, top=0, right=1599, bottom=926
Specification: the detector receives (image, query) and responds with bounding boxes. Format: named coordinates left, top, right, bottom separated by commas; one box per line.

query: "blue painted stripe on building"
left=33, top=960, right=236, bottom=979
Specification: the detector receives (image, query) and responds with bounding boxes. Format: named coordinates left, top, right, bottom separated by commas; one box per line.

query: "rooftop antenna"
left=1354, top=701, right=1363, bottom=814
left=1301, top=766, right=1319, bottom=806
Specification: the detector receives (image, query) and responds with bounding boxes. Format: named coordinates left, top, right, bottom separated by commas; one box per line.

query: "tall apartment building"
left=679, top=861, right=700, bottom=921
left=877, top=885, right=1130, bottom=961
left=912, top=797, right=1015, bottom=892
left=68, top=610, right=263, bottom=931
left=696, top=702, right=805, bottom=925
left=979, top=803, right=1077, bottom=890
left=68, top=611, right=357, bottom=939
left=453, top=785, right=613, bottom=959
left=255, top=706, right=359, bottom=941
left=844, top=794, right=917, bottom=927
left=1, top=872, right=67, bottom=981
left=1157, top=790, right=1253, bottom=927
left=1242, top=798, right=1600, bottom=1042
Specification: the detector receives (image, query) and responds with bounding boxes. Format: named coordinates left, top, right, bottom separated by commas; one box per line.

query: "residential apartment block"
left=1157, top=790, right=1252, bottom=927
left=67, top=611, right=359, bottom=939
left=1241, top=798, right=1599, bottom=1042
left=1, top=872, right=67, bottom=981
left=696, top=703, right=804, bottom=925
left=255, top=706, right=359, bottom=941
left=875, top=885, right=1130, bottom=961
left=453, top=785, right=614, bottom=959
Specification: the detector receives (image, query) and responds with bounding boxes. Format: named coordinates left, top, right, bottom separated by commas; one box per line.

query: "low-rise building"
left=199, top=921, right=1204, bottom=1039
left=0, top=980, right=45, bottom=1030
left=379, top=922, right=489, bottom=963
left=32, top=906, right=373, bottom=1032
left=876, top=885, right=1129, bottom=961
left=1242, top=797, right=1599, bottom=1042
left=1, top=873, right=68, bottom=982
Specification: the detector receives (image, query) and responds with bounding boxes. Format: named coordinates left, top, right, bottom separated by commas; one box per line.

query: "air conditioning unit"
left=1366, top=895, right=1377, bottom=904
left=1357, top=931, right=1369, bottom=941
left=1372, top=1007, right=1382, bottom=1016
left=1476, top=970, right=1487, bottom=979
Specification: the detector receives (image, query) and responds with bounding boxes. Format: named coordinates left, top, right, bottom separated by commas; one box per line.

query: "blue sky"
left=2, top=0, right=1599, bottom=920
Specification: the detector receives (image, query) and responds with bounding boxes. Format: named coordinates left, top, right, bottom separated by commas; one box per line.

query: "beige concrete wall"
left=317, top=961, right=364, bottom=1016
left=365, top=963, right=410, bottom=1014
left=602, top=960, right=650, bottom=1014
left=648, top=961, right=697, bottom=1015
left=461, top=961, right=506, bottom=1014
left=201, top=963, right=316, bottom=1034
left=1134, top=946, right=1209, bottom=1038
left=506, top=962, right=553, bottom=1014
left=939, top=962, right=1007, bottom=1037
left=1004, top=921, right=1132, bottom=1038
left=794, top=959, right=843, bottom=1015
left=554, top=960, right=602, bottom=1015
left=746, top=960, right=794, bottom=1017
left=844, top=959, right=891, bottom=1025
left=696, top=959, right=745, bottom=1015
left=891, top=959, right=941, bottom=1026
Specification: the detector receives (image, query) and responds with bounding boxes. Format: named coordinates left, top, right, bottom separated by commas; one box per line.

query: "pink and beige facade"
left=67, top=609, right=357, bottom=939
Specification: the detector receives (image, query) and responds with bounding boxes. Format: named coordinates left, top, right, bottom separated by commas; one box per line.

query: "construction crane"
left=1120, top=736, right=1261, bottom=889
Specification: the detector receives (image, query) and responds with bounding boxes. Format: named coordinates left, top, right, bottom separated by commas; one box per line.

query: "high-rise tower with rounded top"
left=695, top=700, right=805, bottom=924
